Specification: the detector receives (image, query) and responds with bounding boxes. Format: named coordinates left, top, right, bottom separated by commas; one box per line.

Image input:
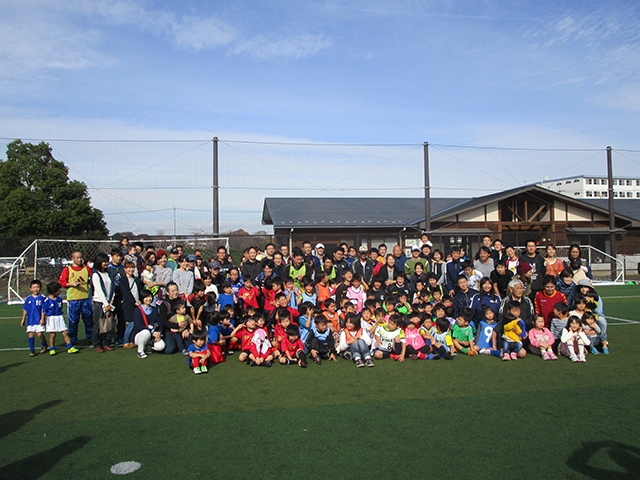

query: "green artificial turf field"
left=0, top=285, right=639, bottom=479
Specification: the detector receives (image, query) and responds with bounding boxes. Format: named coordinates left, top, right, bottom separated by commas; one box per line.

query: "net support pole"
left=423, top=142, right=431, bottom=234
left=213, top=137, right=220, bottom=236
left=607, top=146, right=617, bottom=281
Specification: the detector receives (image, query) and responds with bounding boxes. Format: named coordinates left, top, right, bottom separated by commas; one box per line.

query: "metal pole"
left=173, top=206, right=176, bottom=242
left=213, top=137, right=220, bottom=236
left=607, top=146, right=617, bottom=281
left=423, top=142, right=431, bottom=234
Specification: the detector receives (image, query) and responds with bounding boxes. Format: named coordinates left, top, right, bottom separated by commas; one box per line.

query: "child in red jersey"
left=278, top=324, right=307, bottom=368
left=230, top=316, right=257, bottom=364
left=187, top=331, right=211, bottom=374
left=249, top=314, right=274, bottom=367
left=238, top=277, right=260, bottom=313
left=272, top=311, right=292, bottom=360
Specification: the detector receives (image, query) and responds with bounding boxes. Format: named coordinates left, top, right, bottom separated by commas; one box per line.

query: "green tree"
left=0, top=140, right=108, bottom=237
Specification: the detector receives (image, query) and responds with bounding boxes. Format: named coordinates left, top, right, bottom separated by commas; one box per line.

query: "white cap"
left=315, top=243, right=325, bottom=249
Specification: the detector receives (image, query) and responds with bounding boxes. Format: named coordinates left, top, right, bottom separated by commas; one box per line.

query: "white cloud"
left=171, top=16, right=235, bottom=50
left=234, top=33, right=331, bottom=60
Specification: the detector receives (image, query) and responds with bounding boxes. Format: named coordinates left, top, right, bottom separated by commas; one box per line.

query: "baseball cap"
left=209, top=260, right=221, bottom=270
left=411, top=245, right=421, bottom=252
left=186, top=254, right=197, bottom=262
left=156, top=249, right=166, bottom=258
left=170, top=247, right=179, bottom=255
left=577, top=278, right=592, bottom=287
left=315, top=243, right=325, bottom=249
left=358, top=246, right=368, bottom=253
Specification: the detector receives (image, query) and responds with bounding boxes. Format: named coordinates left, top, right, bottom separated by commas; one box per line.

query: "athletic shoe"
left=408, top=354, right=418, bottom=360
left=502, top=354, right=510, bottom=361
left=590, top=346, right=600, bottom=355
left=570, top=354, right=579, bottom=362
left=193, top=367, right=201, bottom=374
left=299, top=362, right=307, bottom=368
left=249, top=360, right=257, bottom=367
left=49, top=349, right=57, bottom=356
left=226, top=350, right=234, bottom=355
left=122, top=343, right=135, bottom=349
left=510, top=352, right=518, bottom=360
left=67, top=347, right=79, bottom=354
left=200, top=366, right=208, bottom=373
left=103, top=345, right=114, bottom=351
left=264, top=361, right=272, bottom=368
left=549, top=351, right=558, bottom=360
left=181, top=349, right=189, bottom=356
left=364, top=358, right=375, bottom=367
left=94, top=347, right=104, bottom=353
left=29, top=350, right=37, bottom=357
left=343, top=351, right=353, bottom=361
left=425, top=353, right=435, bottom=360
left=578, top=355, right=586, bottom=363
left=479, top=348, right=490, bottom=355
left=40, top=345, right=48, bottom=354
left=137, top=351, right=147, bottom=359
left=541, top=351, right=550, bottom=361
left=355, top=358, right=365, bottom=368
left=390, top=354, right=400, bottom=361
left=602, top=347, right=609, bottom=355
left=314, top=356, right=322, bottom=365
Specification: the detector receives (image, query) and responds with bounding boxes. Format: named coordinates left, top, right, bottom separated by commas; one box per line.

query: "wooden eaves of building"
left=262, top=185, right=640, bottom=255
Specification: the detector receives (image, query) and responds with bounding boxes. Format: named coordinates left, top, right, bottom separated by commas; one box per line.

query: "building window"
left=627, top=180, right=632, bottom=186
left=602, top=179, right=607, bottom=185
left=586, top=191, right=593, bottom=197
left=636, top=180, right=640, bottom=186
left=627, top=192, right=633, bottom=197
left=637, top=192, right=640, bottom=197
left=587, top=178, right=592, bottom=184
left=602, top=191, right=607, bottom=197
left=574, top=191, right=580, bottom=195
left=556, top=182, right=562, bottom=186
left=574, top=179, right=579, bottom=182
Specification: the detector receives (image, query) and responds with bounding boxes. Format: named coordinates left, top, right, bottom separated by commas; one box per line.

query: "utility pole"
left=213, top=137, right=220, bottom=236
left=424, top=142, right=431, bottom=234
left=606, top=146, right=617, bottom=281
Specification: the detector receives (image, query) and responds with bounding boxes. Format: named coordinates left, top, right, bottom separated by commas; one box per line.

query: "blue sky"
left=1, top=0, right=640, bottom=234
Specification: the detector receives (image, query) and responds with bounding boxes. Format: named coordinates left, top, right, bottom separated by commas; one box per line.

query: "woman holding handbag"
left=91, top=253, right=115, bottom=353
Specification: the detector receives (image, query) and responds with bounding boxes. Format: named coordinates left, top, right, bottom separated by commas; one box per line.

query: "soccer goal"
left=6, top=237, right=230, bottom=304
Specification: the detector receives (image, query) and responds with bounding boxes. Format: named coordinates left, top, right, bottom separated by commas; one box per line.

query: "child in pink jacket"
left=528, top=314, right=557, bottom=361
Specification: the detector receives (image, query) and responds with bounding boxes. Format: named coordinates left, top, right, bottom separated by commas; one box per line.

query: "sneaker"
left=137, top=351, right=147, bottom=359
left=570, top=354, right=579, bottom=362
left=510, top=352, right=518, bottom=360
left=343, top=351, right=353, bottom=361
left=578, top=354, right=586, bottom=362
left=390, top=354, right=400, bottom=361
left=29, top=350, right=37, bottom=357
left=425, top=353, right=435, bottom=360
left=590, top=346, right=600, bottom=355
left=602, top=347, right=609, bottom=355
left=40, top=345, right=48, bottom=354
left=549, top=351, right=558, bottom=360
left=408, top=354, right=419, bottom=360
left=479, top=348, right=490, bottom=355
left=94, top=347, right=104, bottom=353
left=181, top=349, right=189, bottom=356
left=200, top=366, right=208, bottom=373
left=364, top=358, right=375, bottom=367
left=314, top=356, right=322, bottom=365
left=502, top=354, right=510, bottom=361
left=193, top=367, right=201, bottom=374
left=67, top=346, right=79, bottom=354
left=355, top=358, right=365, bottom=368
left=299, top=362, right=307, bottom=368
left=226, top=350, right=234, bottom=355
left=249, top=360, right=257, bottom=367
left=264, top=361, right=272, bottom=368
left=541, top=351, right=550, bottom=361
left=49, top=349, right=57, bottom=356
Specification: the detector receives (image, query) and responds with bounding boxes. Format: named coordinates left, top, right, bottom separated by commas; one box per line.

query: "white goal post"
left=6, top=237, right=229, bottom=305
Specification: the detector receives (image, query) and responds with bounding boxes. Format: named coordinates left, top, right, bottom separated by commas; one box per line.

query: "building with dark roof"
left=262, top=185, right=640, bottom=255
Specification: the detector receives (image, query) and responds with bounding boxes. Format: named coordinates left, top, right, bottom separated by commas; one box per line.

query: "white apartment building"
left=538, top=175, right=640, bottom=199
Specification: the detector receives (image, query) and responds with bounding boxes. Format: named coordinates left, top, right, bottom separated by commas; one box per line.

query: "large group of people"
left=20, top=234, right=609, bottom=372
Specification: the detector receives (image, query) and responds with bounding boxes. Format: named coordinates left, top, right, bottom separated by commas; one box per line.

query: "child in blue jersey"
left=20, top=279, right=47, bottom=357
left=298, top=302, right=315, bottom=352
left=217, top=282, right=237, bottom=312
left=306, top=316, right=337, bottom=364
left=43, top=282, right=78, bottom=355
left=298, top=279, right=317, bottom=306
left=431, top=317, right=454, bottom=360
left=475, top=305, right=501, bottom=357
left=187, top=331, right=211, bottom=374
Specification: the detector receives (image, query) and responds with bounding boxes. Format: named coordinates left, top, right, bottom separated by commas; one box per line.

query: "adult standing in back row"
left=58, top=251, right=93, bottom=345
left=518, top=239, right=546, bottom=300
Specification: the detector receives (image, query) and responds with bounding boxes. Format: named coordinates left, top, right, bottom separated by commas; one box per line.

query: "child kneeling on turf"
left=306, top=316, right=337, bottom=364
left=528, top=314, right=557, bottom=360
left=338, top=313, right=374, bottom=367
left=373, top=314, right=406, bottom=362
left=279, top=324, right=307, bottom=368
left=188, top=331, right=211, bottom=374
left=451, top=307, right=478, bottom=356
left=43, top=282, right=78, bottom=355
left=560, top=315, right=590, bottom=363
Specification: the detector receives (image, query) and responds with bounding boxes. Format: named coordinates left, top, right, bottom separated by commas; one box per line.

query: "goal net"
left=6, top=237, right=229, bottom=304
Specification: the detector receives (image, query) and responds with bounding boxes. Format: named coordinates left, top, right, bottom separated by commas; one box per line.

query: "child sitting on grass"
left=451, top=307, right=478, bottom=356
left=279, top=324, right=307, bottom=368
left=338, top=314, right=374, bottom=367
left=431, top=317, right=453, bottom=360
left=21, top=279, right=47, bottom=357
left=560, top=315, right=590, bottom=363
left=187, top=331, right=211, bottom=374
left=373, top=314, right=406, bottom=362
left=581, top=311, right=604, bottom=355
left=405, top=312, right=432, bottom=360
left=249, top=327, right=274, bottom=367
left=43, top=282, right=78, bottom=355
left=231, top=316, right=257, bottom=364
left=475, top=306, right=500, bottom=357
left=306, top=316, right=338, bottom=365
left=528, top=314, right=557, bottom=360
left=501, top=312, right=523, bottom=361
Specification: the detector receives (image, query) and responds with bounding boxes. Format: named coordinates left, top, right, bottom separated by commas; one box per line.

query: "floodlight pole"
left=424, top=142, right=431, bottom=233
left=213, top=137, right=220, bottom=236
left=607, top=146, right=617, bottom=281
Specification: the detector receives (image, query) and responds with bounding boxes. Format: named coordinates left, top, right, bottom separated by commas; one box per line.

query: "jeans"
left=123, top=321, right=135, bottom=344
left=502, top=340, right=522, bottom=354
left=68, top=298, right=93, bottom=344
left=348, top=339, right=371, bottom=360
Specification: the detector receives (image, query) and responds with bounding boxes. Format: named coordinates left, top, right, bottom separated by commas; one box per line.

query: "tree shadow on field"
left=0, top=435, right=91, bottom=479
left=0, top=362, right=25, bottom=375
left=567, top=441, right=640, bottom=479
left=0, top=400, right=62, bottom=441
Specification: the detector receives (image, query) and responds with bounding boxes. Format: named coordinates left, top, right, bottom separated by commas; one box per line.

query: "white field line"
left=601, top=295, right=640, bottom=299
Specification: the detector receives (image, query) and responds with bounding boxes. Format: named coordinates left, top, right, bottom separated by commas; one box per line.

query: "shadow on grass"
left=0, top=362, right=25, bottom=375
left=0, top=435, right=91, bottom=479
left=567, top=441, right=640, bottom=479
left=0, top=400, right=62, bottom=440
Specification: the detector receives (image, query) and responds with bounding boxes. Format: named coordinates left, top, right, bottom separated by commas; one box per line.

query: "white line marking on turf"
left=607, top=316, right=640, bottom=325
left=110, top=461, right=141, bottom=475
left=601, top=295, right=640, bottom=299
